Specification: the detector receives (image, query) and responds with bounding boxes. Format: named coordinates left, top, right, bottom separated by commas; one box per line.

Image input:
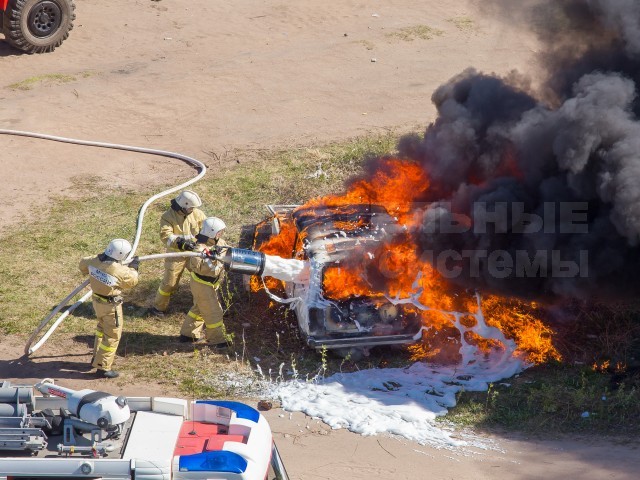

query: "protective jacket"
left=79, top=254, right=139, bottom=372
left=160, top=203, right=206, bottom=252
left=189, top=240, right=227, bottom=285
left=153, top=202, right=207, bottom=312
left=79, top=254, right=139, bottom=297
left=181, top=239, right=228, bottom=343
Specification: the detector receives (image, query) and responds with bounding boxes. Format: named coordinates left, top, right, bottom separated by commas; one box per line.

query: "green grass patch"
left=386, top=25, right=445, bottom=42
left=443, top=363, right=640, bottom=436
left=6, top=71, right=94, bottom=90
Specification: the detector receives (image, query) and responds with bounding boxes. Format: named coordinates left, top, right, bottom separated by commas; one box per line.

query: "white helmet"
left=200, top=217, right=226, bottom=239
left=104, top=239, right=132, bottom=261
left=175, top=190, right=202, bottom=209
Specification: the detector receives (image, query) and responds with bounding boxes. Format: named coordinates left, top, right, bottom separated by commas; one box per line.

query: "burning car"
left=246, top=159, right=559, bottom=365
left=251, top=204, right=425, bottom=358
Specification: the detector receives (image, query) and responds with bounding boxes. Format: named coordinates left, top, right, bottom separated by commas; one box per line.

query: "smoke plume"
left=367, top=1, right=640, bottom=302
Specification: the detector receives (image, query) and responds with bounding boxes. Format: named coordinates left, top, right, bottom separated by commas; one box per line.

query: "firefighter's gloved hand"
left=177, top=237, right=196, bottom=251
left=204, top=248, right=216, bottom=259
left=129, top=256, right=140, bottom=270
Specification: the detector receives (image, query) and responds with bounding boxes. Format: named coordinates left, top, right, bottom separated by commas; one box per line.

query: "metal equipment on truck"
left=0, top=379, right=289, bottom=480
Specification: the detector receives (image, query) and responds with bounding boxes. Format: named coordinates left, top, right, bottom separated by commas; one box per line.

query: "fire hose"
left=25, top=252, right=206, bottom=356
left=24, top=246, right=277, bottom=355
left=0, top=129, right=206, bottom=356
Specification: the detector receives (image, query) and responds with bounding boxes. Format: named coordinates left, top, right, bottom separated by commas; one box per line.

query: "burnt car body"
left=252, top=204, right=424, bottom=357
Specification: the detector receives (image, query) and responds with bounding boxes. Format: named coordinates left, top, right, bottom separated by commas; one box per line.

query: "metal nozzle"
left=218, top=248, right=266, bottom=276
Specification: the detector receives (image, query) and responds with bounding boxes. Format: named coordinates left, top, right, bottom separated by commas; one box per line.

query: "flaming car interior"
left=252, top=204, right=424, bottom=357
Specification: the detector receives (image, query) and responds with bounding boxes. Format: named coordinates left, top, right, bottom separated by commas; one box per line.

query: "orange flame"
left=323, top=266, right=379, bottom=299
left=303, top=158, right=429, bottom=226
left=592, top=360, right=626, bottom=373
left=253, top=214, right=297, bottom=257
left=333, top=218, right=367, bottom=232
left=480, top=296, right=560, bottom=364
left=251, top=214, right=297, bottom=293
left=252, top=157, right=561, bottom=365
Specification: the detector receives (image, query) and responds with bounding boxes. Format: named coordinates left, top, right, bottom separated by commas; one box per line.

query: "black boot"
left=147, top=307, right=165, bottom=317
left=179, top=334, right=207, bottom=344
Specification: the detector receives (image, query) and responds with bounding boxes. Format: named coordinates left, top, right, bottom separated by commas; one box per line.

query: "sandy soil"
left=1, top=0, right=638, bottom=478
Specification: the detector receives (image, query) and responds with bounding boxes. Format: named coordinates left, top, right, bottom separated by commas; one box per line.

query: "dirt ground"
left=1, top=0, right=639, bottom=478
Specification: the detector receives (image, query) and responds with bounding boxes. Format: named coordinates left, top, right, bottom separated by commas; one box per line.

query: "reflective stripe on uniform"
left=95, top=331, right=103, bottom=338
left=187, top=310, right=204, bottom=322
left=205, top=321, right=224, bottom=329
left=99, top=344, right=117, bottom=352
left=157, top=287, right=172, bottom=297
left=93, top=294, right=110, bottom=303
left=190, top=271, right=220, bottom=289
left=88, top=265, right=118, bottom=287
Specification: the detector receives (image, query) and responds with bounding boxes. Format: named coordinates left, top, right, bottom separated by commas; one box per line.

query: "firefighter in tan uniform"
left=148, top=190, right=207, bottom=316
left=79, top=239, right=140, bottom=378
left=180, top=217, right=229, bottom=348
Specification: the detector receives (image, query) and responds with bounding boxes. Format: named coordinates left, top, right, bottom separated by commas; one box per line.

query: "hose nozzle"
left=215, top=247, right=266, bottom=276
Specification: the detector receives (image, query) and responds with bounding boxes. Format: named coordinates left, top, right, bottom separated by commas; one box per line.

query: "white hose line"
left=26, top=290, right=93, bottom=357
left=1, top=129, right=207, bottom=356
left=25, top=252, right=205, bottom=355
left=24, top=280, right=91, bottom=356
left=125, top=252, right=204, bottom=264
left=0, top=129, right=207, bottom=256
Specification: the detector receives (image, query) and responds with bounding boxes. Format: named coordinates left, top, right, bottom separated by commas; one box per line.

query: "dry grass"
left=386, top=25, right=445, bottom=42
left=6, top=71, right=95, bottom=91
left=446, top=16, right=477, bottom=33
left=356, top=40, right=375, bottom=51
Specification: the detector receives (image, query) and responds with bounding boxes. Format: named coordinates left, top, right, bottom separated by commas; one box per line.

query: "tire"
left=2, top=0, right=75, bottom=54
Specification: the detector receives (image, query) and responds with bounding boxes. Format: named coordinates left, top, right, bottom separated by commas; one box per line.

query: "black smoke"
left=383, top=1, right=640, bottom=302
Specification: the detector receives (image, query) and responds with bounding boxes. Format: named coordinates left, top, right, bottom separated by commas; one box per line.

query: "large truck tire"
left=2, top=0, right=75, bottom=53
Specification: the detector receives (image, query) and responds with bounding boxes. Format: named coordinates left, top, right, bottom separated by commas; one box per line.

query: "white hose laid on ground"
left=0, top=129, right=207, bottom=356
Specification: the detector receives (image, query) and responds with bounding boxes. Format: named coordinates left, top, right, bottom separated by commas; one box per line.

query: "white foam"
left=267, top=357, right=525, bottom=450
left=263, top=254, right=310, bottom=283
left=260, top=256, right=529, bottom=450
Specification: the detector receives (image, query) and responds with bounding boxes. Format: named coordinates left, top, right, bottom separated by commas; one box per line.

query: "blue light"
left=179, top=451, right=248, bottom=473
left=195, top=400, right=260, bottom=423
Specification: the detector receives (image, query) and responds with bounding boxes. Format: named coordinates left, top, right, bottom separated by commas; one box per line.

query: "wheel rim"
left=28, top=1, right=62, bottom=38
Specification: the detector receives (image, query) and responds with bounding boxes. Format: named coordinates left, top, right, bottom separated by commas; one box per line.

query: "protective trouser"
left=91, top=298, right=124, bottom=371
left=181, top=274, right=226, bottom=344
left=153, top=257, right=188, bottom=312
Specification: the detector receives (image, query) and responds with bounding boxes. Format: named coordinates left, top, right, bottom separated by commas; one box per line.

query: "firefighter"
left=180, top=217, right=229, bottom=348
left=148, top=190, right=207, bottom=316
left=79, top=239, right=140, bottom=378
